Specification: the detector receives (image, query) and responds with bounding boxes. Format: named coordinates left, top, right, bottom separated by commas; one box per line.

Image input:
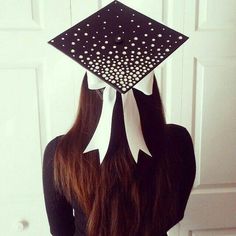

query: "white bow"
left=83, top=70, right=154, bottom=163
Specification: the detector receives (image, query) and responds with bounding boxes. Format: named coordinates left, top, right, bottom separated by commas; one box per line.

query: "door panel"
left=181, top=0, right=236, bottom=235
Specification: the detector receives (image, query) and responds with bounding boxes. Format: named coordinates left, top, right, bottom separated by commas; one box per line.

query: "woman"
left=42, top=73, right=196, bottom=236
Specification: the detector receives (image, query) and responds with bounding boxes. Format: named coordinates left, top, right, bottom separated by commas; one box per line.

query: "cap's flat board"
left=48, top=0, right=188, bottom=93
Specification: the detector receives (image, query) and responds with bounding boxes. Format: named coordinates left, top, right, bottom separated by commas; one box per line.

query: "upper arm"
left=42, top=136, right=75, bottom=236
left=178, top=127, right=196, bottom=220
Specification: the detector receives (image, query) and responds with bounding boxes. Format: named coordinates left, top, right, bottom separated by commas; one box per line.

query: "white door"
left=0, top=0, right=235, bottom=235
left=179, top=0, right=236, bottom=235
left=0, top=0, right=77, bottom=235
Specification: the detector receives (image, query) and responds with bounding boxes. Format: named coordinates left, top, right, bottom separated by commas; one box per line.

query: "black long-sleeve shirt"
left=42, top=124, right=196, bottom=236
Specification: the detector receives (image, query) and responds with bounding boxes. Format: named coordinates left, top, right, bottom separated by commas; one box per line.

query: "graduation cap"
left=48, top=0, right=188, bottom=94
left=48, top=0, right=189, bottom=163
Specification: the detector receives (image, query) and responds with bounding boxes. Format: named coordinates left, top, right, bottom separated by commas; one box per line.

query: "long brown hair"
left=53, top=73, right=179, bottom=236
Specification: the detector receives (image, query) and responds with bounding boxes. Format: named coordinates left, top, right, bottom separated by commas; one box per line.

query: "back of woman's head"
left=53, top=73, right=179, bottom=236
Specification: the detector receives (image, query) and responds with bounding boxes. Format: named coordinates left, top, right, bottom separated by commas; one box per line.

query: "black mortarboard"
left=48, top=0, right=188, bottom=94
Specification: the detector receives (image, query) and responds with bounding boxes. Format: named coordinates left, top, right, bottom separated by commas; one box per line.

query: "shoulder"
left=165, top=124, right=196, bottom=221
left=44, top=135, right=64, bottom=156
left=165, top=123, right=195, bottom=165
left=43, top=135, right=64, bottom=167
left=165, top=123, right=189, bottom=137
left=165, top=123, right=193, bottom=147
left=165, top=123, right=196, bottom=180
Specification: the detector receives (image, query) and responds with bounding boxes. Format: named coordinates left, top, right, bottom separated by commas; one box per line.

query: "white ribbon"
left=83, top=70, right=154, bottom=163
